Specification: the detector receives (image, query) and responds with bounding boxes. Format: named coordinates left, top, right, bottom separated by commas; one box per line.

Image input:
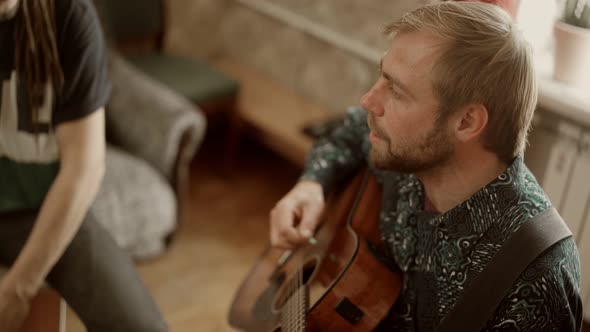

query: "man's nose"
left=360, top=84, right=384, bottom=116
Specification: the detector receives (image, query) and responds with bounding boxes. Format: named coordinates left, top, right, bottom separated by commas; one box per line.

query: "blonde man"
left=270, top=2, right=582, bottom=331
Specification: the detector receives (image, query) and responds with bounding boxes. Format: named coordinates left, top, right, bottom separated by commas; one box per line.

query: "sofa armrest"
left=106, top=53, right=206, bottom=183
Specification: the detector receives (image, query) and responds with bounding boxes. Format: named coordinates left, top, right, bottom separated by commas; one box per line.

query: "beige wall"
left=166, top=0, right=231, bottom=59
left=166, top=0, right=430, bottom=111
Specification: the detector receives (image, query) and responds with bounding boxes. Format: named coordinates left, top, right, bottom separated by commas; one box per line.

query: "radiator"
left=531, top=114, right=590, bottom=320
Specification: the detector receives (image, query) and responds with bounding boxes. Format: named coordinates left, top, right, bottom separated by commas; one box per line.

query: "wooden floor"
left=66, top=131, right=301, bottom=331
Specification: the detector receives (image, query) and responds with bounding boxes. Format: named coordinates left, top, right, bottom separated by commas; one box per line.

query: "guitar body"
left=229, top=171, right=403, bottom=332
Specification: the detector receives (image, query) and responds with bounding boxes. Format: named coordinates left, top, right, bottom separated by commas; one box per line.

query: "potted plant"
left=553, top=0, right=590, bottom=88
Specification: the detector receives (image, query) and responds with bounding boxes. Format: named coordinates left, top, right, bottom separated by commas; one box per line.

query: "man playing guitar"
left=269, top=2, right=582, bottom=331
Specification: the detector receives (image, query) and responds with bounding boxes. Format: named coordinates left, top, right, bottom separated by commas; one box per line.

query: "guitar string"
left=299, top=266, right=304, bottom=331
left=296, top=262, right=304, bottom=331
left=301, top=266, right=305, bottom=332
left=298, top=265, right=306, bottom=331
left=286, top=266, right=294, bottom=332
left=284, top=260, right=305, bottom=332
left=289, top=265, right=298, bottom=331
left=298, top=266, right=302, bottom=332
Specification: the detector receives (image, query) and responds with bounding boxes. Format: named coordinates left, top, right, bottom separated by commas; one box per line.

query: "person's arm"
left=0, top=1, right=110, bottom=329
left=1, top=108, right=105, bottom=297
left=270, top=106, right=370, bottom=249
left=300, top=106, right=371, bottom=194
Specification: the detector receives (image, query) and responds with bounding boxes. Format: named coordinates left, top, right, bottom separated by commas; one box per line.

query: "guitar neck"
left=280, top=285, right=309, bottom=332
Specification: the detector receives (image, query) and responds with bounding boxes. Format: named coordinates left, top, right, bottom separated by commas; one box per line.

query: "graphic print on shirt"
left=0, top=70, right=59, bottom=163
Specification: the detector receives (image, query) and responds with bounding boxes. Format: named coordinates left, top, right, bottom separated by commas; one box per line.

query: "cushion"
left=127, top=53, right=240, bottom=105
left=91, top=145, right=176, bottom=260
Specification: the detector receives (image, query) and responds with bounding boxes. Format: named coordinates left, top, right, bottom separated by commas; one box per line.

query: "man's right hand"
left=270, top=180, right=325, bottom=249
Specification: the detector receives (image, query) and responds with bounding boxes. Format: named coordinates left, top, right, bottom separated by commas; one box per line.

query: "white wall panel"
left=560, top=133, right=590, bottom=238
left=541, top=122, right=581, bottom=211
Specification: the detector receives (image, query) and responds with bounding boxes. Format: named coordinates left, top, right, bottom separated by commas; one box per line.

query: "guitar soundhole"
left=273, top=258, right=319, bottom=311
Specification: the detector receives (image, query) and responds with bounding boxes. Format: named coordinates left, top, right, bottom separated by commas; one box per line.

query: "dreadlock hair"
left=14, top=0, right=64, bottom=130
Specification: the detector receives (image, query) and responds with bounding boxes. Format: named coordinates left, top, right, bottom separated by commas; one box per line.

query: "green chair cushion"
left=127, top=53, right=239, bottom=105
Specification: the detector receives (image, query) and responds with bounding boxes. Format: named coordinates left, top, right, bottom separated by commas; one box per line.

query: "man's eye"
left=389, top=85, right=403, bottom=98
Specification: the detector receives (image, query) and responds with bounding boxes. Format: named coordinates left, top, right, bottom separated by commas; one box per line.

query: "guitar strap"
left=435, top=207, right=573, bottom=332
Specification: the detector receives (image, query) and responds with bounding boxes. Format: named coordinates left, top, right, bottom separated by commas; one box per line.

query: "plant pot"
left=553, top=20, right=590, bottom=88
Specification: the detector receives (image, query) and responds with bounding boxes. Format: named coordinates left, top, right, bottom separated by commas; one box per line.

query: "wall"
left=167, top=0, right=432, bottom=111
left=167, top=0, right=231, bottom=59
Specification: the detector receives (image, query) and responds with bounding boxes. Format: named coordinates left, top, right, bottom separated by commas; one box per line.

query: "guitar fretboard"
left=280, top=285, right=308, bottom=332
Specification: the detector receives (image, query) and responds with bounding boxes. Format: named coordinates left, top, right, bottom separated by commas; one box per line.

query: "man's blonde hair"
left=385, top=1, right=537, bottom=162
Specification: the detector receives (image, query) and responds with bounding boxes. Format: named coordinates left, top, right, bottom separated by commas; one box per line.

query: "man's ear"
left=453, top=104, right=488, bottom=143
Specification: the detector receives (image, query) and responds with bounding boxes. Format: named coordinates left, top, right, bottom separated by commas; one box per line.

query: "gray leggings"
left=0, top=210, right=168, bottom=332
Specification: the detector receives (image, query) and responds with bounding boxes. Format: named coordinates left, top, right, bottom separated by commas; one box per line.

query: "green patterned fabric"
left=301, top=106, right=583, bottom=332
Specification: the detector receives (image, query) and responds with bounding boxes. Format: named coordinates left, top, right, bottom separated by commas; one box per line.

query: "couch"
left=91, top=52, right=206, bottom=260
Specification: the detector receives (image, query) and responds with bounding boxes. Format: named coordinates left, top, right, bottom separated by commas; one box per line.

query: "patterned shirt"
left=301, top=106, right=583, bottom=331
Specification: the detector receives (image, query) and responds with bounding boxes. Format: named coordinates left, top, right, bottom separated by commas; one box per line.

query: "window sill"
left=535, top=52, right=590, bottom=127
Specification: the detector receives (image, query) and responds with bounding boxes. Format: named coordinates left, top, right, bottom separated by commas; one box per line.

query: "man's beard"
left=0, top=0, right=19, bottom=21
left=369, top=115, right=454, bottom=174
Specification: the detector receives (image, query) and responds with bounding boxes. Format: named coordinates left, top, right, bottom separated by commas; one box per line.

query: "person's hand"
left=270, top=180, right=325, bottom=249
left=0, top=275, right=33, bottom=332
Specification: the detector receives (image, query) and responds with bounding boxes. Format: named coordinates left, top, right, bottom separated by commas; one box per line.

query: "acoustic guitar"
left=228, top=170, right=403, bottom=332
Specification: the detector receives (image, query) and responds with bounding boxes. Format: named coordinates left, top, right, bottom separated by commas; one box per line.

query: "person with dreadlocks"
left=0, top=0, right=167, bottom=331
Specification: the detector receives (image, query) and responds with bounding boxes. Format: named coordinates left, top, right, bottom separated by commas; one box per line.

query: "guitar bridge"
left=334, top=297, right=364, bottom=325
